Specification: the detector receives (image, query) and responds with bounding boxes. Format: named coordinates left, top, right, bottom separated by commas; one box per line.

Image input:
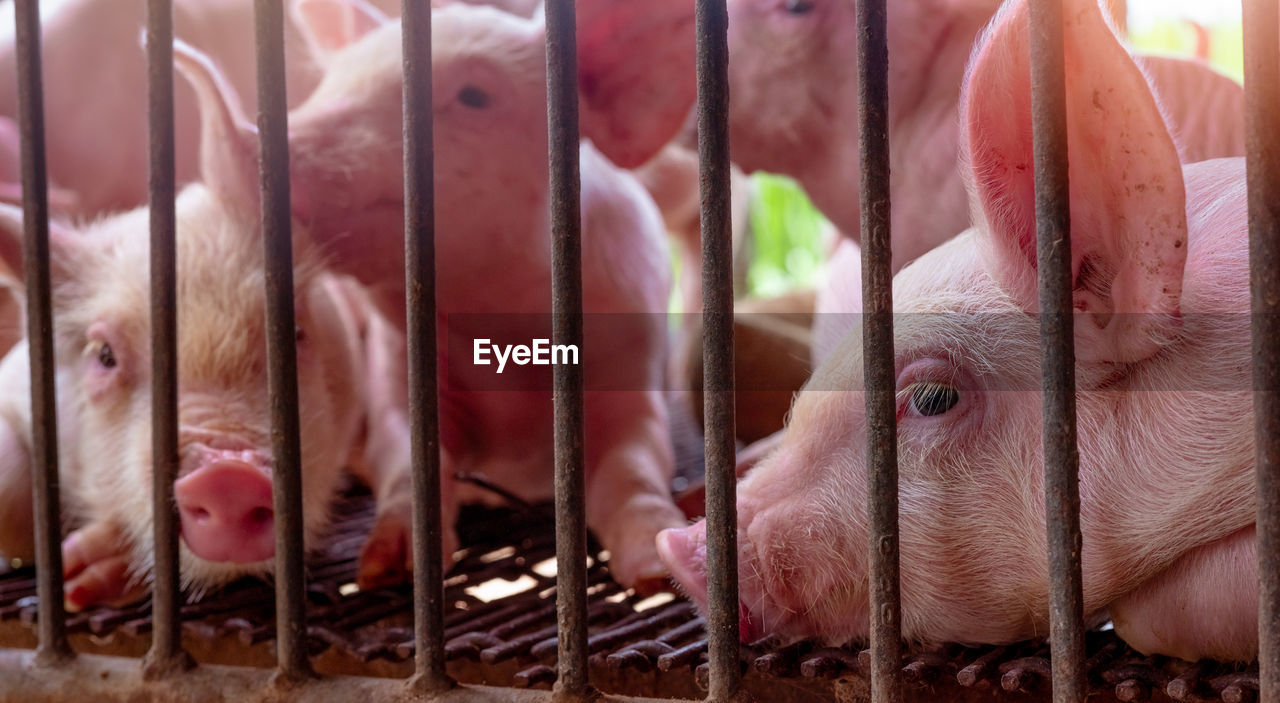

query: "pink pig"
left=172, top=0, right=696, bottom=590
left=735, top=0, right=1247, bottom=367
left=659, top=0, right=1258, bottom=663
left=0, top=156, right=412, bottom=610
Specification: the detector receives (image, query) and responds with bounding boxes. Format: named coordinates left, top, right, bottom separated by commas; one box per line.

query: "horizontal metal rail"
left=0, top=650, right=677, bottom=703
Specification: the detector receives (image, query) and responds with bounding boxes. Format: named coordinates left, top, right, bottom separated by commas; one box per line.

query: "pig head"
left=0, top=140, right=371, bottom=609
left=659, top=0, right=1257, bottom=662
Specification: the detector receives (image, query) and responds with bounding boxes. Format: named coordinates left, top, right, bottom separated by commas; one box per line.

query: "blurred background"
left=741, top=0, right=1245, bottom=302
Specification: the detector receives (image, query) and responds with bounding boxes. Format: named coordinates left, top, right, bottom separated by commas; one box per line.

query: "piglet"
left=176, top=0, right=695, bottom=590
left=660, top=0, right=1257, bottom=662
left=0, top=44, right=414, bottom=607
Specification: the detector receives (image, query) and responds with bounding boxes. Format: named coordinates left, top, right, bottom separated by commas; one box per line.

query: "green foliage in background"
left=746, top=173, right=827, bottom=298
left=743, top=18, right=1244, bottom=298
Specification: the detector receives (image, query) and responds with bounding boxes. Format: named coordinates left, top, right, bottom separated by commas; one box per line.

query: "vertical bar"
left=13, top=0, right=70, bottom=665
left=252, top=0, right=311, bottom=682
left=856, top=1, right=899, bottom=702
left=402, top=0, right=451, bottom=693
left=1028, top=1, right=1085, bottom=702
left=142, top=0, right=191, bottom=679
left=543, top=0, right=589, bottom=699
left=695, top=0, right=739, bottom=700
left=1244, top=0, right=1280, bottom=699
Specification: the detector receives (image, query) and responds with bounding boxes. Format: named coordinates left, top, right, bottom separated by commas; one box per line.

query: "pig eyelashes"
left=906, top=382, right=960, bottom=417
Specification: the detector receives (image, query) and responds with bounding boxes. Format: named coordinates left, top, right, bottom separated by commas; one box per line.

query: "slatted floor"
left=0, top=397, right=1262, bottom=702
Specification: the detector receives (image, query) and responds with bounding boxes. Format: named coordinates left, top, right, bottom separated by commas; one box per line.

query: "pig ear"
left=0, top=202, right=78, bottom=292
left=173, top=39, right=262, bottom=213
left=963, top=0, right=1187, bottom=364
left=575, top=0, right=697, bottom=168
left=291, top=0, right=388, bottom=59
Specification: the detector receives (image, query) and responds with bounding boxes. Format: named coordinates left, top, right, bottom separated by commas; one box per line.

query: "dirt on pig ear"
left=574, top=0, right=697, bottom=168
left=172, top=39, right=262, bottom=217
left=291, top=0, right=389, bottom=63
left=961, top=0, right=1187, bottom=365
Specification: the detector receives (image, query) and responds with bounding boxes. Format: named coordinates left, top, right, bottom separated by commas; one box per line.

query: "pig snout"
left=174, top=452, right=275, bottom=564
left=657, top=522, right=759, bottom=642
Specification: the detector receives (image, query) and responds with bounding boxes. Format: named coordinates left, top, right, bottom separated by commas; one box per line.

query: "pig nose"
left=655, top=522, right=709, bottom=601
left=657, top=523, right=759, bottom=641
left=174, top=460, right=275, bottom=564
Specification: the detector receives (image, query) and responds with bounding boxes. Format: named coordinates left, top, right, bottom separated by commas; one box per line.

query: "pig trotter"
left=0, top=413, right=32, bottom=563
left=356, top=499, right=460, bottom=591
left=62, top=521, right=145, bottom=612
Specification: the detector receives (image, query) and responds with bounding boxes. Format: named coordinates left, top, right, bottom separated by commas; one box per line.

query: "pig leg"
left=62, top=520, right=145, bottom=612
left=0, top=415, right=32, bottom=564
left=584, top=391, right=685, bottom=593
left=0, top=341, right=32, bottom=564
left=345, top=298, right=459, bottom=590
left=1108, top=526, right=1257, bottom=663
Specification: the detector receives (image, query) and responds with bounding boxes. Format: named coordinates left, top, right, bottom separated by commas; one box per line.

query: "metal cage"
left=0, top=0, right=1276, bottom=702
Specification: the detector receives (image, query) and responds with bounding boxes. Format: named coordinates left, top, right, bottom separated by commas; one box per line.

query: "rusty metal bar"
left=402, top=0, right=451, bottom=693
left=1028, top=1, right=1085, bottom=701
left=1244, top=0, right=1280, bottom=699
left=13, top=0, right=69, bottom=666
left=252, top=0, right=311, bottom=682
left=856, top=1, right=899, bottom=702
left=695, top=0, right=738, bottom=700
left=142, top=0, right=191, bottom=679
left=543, top=0, right=589, bottom=698
left=0, top=650, right=682, bottom=703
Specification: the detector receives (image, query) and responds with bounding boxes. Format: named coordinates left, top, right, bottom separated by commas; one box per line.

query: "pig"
left=658, top=0, right=1258, bottom=663
left=749, top=1, right=1247, bottom=368
left=170, top=0, right=697, bottom=591
left=0, top=0, right=400, bottom=220
left=0, top=174, right=413, bottom=610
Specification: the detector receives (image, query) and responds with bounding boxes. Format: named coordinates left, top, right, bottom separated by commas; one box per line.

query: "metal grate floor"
left=0, top=488, right=1260, bottom=703
left=0, top=398, right=1262, bottom=702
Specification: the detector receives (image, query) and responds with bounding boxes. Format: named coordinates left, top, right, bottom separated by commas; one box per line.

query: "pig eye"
left=97, top=342, right=117, bottom=370
left=295, top=325, right=306, bottom=343
left=458, top=84, right=492, bottom=109
left=907, top=382, right=959, bottom=417
left=783, top=0, right=816, bottom=14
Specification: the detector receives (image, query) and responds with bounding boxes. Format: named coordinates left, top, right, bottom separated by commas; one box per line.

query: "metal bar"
left=543, top=0, right=589, bottom=699
left=252, top=0, right=310, bottom=682
left=402, top=0, right=451, bottom=694
left=1028, top=1, right=1085, bottom=702
left=142, top=0, right=192, bottom=680
left=0, top=650, right=682, bottom=703
left=13, top=0, right=70, bottom=666
left=694, top=0, right=738, bottom=700
left=1244, top=0, right=1280, bottom=699
left=855, top=0, right=899, bottom=701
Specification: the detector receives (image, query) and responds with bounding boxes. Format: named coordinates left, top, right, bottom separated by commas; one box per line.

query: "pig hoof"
left=61, top=523, right=144, bottom=611
left=356, top=511, right=460, bottom=590
left=357, top=514, right=412, bottom=591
